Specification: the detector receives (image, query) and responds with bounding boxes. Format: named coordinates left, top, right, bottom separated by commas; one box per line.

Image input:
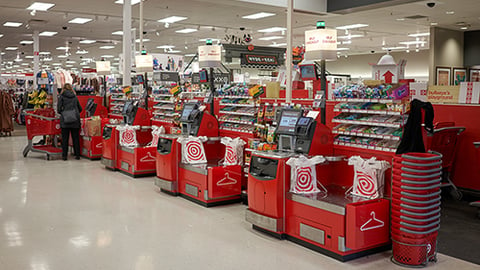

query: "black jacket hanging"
left=396, top=99, right=434, bottom=154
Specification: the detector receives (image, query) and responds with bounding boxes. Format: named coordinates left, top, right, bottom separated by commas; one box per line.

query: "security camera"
left=62, top=26, right=68, bottom=30
left=371, top=50, right=375, bottom=54
left=143, top=31, right=147, bottom=35
left=239, top=27, right=245, bottom=31
left=426, top=2, right=435, bottom=8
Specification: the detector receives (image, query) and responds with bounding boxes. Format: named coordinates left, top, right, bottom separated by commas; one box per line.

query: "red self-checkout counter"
left=246, top=108, right=391, bottom=261
left=101, top=100, right=154, bottom=177
left=80, top=98, right=108, bottom=160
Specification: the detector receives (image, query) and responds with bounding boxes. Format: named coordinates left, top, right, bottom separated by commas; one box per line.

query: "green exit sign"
left=317, top=21, right=325, bottom=29
left=206, top=39, right=213, bottom=45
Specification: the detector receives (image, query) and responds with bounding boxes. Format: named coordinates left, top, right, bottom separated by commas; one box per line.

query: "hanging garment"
left=286, top=155, right=326, bottom=194
left=177, top=136, right=208, bottom=164
left=396, top=99, right=434, bottom=154
left=0, top=92, right=15, bottom=133
left=348, top=156, right=390, bottom=199
left=117, top=125, right=140, bottom=147
left=148, top=125, right=166, bottom=147
left=221, top=137, right=246, bottom=165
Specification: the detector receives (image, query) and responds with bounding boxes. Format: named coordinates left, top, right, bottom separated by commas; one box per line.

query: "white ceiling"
left=0, top=0, right=479, bottom=73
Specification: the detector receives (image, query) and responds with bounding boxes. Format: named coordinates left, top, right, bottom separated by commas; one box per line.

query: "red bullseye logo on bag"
left=355, top=170, right=378, bottom=198
left=225, top=146, right=237, bottom=164
left=294, top=167, right=316, bottom=193
left=186, top=141, right=206, bottom=162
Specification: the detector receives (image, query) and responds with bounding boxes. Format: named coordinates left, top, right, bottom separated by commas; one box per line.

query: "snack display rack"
left=332, top=98, right=409, bottom=153
left=151, top=86, right=180, bottom=132
left=108, top=89, right=126, bottom=120
left=218, top=95, right=258, bottom=137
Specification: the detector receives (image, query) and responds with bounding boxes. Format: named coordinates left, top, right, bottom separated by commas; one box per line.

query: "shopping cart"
left=470, top=142, right=480, bottom=218
left=426, top=126, right=465, bottom=199
left=22, top=108, right=62, bottom=160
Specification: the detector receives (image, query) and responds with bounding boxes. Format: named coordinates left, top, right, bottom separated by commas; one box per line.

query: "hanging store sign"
left=198, top=45, right=222, bottom=68
left=82, top=68, right=97, bottom=73
left=304, top=29, right=337, bottom=61
left=241, top=54, right=278, bottom=66
left=96, top=61, right=111, bottom=76
left=153, top=71, right=180, bottom=82
left=427, top=85, right=460, bottom=103
left=135, top=54, right=153, bottom=72
left=191, top=72, right=230, bottom=85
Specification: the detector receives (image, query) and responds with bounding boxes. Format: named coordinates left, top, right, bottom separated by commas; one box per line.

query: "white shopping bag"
left=286, top=155, right=326, bottom=194
left=221, top=137, right=246, bottom=165
left=178, top=136, right=208, bottom=164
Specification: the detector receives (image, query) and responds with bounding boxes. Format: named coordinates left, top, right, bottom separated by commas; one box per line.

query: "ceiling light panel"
left=26, top=2, right=55, bottom=11
left=336, top=24, right=368, bottom=30
left=101, top=55, right=114, bottom=58
left=68, top=18, right=93, bottom=24
left=258, top=27, right=286, bottom=33
left=3, top=22, right=23, bottom=27
left=57, top=55, right=68, bottom=58
left=158, top=16, right=187, bottom=23
left=175, top=28, right=197, bottom=34
left=100, top=46, right=115, bottom=49
left=39, top=31, right=57, bottom=36
left=399, top=41, right=427, bottom=45
left=157, top=45, right=175, bottom=49
left=112, top=31, right=123, bottom=35
left=114, top=0, right=141, bottom=5
left=135, top=39, right=150, bottom=42
left=242, top=12, right=275, bottom=20
left=337, top=34, right=364, bottom=39
left=5, top=47, right=18, bottom=50
left=20, top=40, right=34, bottom=44
left=79, top=40, right=96, bottom=44
left=408, top=33, right=430, bottom=37
left=258, top=36, right=283, bottom=41
left=268, top=43, right=287, bottom=47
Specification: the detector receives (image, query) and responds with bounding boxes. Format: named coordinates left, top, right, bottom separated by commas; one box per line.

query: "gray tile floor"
left=1, top=135, right=478, bottom=270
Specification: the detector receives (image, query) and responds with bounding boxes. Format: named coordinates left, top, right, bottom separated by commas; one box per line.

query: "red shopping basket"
left=392, top=232, right=438, bottom=266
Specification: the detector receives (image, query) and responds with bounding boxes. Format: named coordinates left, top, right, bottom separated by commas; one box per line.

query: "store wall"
left=325, top=50, right=429, bottom=81
left=464, top=30, right=480, bottom=67
left=429, top=27, right=464, bottom=85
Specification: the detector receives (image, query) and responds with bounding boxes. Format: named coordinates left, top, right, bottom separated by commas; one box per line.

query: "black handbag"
left=62, top=109, right=79, bottom=124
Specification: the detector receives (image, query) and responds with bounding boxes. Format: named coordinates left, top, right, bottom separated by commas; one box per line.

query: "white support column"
left=286, top=0, right=293, bottom=103
left=123, top=0, right=132, bottom=86
left=33, top=30, right=40, bottom=89
left=139, top=0, right=144, bottom=53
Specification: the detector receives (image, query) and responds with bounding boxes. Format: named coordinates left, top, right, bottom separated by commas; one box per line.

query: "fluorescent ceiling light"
left=57, top=55, right=68, bottom=58
left=114, top=0, right=141, bottom=5
left=399, top=41, right=427, bottom=45
left=100, top=45, right=115, bottom=49
left=157, top=45, right=175, bottom=49
left=66, top=60, right=76, bottom=64
left=268, top=43, right=287, bottom=47
left=158, top=16, right=187, bottom=23
left=25, top=55, right=34, bottom=59
left=79, top=40, right=96, bottom=44
left=336, top=24, right=368, bottom=30
left=52, top=63, right=62, bottom=66
left=39, top=31, right=57, bottom=36
left=5, top=47, right=18, bottom=50
left=113, top=58, right=119, bottom=60
left=0, top=34, right=3, bottom=38
left=39, top=52, right=50, bottom=55
left=184, top=54, right=196, bottom=57
left=168, top=50, right=181, bottom=53
left=259, top=36, right=283, bottom=41
left=175, top=28, right=197, bottom=34
left=56, top=46, right=68, bottom=50
left=242, top=12, right=275, bottom=20
left=43, top=58, right=52, bottom=61
left=408, top=32, right=430, bottom=37
left=112, top=31, right=123, bottom=35
left=342, top=41, right=352, bottom=45
left=101, top=55, right=114, bottom=58
left=20, top=40, right=34, bottom=44
left=135, top=39, right=150, bottom=42
left=383, top=46, right=408, bottom=50
left=65, top=64, right=74, bottom=67
left=446, top=11, right=455, bottom=15
left=27, top=2, right=55, bottom=11
left=68, top=18, right=93, bottom=24
left=461, top=26, right=468, bottom=30
left=80, top=62, right=88, bottom=66
left=258, top=27, right=286, bottom=33
left=3, top=22, right=23, bottom=27
left=396, top=18, right=405, bottom=21
left=76, top=50, right=88, bottom=54
left=337, top=34, right=364, bottom=39
left=337, top=48, right=350, bottom=51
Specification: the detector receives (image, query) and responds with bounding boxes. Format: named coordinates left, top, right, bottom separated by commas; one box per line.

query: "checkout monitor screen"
left=276, top=109, right=302, bottom=135
left=300, top=64, right=317, bottom=80
left=180, top=103, right=197, bottom=122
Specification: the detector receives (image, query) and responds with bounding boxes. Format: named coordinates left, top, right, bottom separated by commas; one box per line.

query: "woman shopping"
left=57, top=83, right=82, bottom=160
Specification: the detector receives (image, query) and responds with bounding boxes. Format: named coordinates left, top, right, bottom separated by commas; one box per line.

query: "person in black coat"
left=57, top=83, right=82, bottom=160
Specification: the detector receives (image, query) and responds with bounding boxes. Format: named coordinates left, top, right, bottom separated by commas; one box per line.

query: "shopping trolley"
left=470, top=142, right=480, bottom=218
left=22, top=108, right=62, bottom=160
left=426, top=126, right=465, bottom=199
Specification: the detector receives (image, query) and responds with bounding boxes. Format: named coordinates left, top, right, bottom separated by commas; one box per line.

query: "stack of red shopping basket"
left=391, top=152, right=443, bottom=267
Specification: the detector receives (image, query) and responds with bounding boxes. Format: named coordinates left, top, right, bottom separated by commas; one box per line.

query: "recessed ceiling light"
left=268, top=43, right=287, bottom=47
left=26, top=2, right=55, bottom=11
left=461, top=27, right=468, bottom=30
left=39, top=31, right=57, bottom=36
left=337, top=48, right=350, bottom=51
left=342, top=41, right=352, bottom=45
left=79, top=40, right=96, bottom=44
left=0, top=34, right=3, bottom=38
left=175, top=28, right=197, bottom=34
left=25, top=55, right=34, bottom=59
left=20, top=40, right=34, bottom=44
left=52, top=63, right=62, bottom=66
left=65, top=60, right=76, bottom=64
left=396, top=18, right=406, bottom=21
left=258, top=27, right=286, bottom=33
left=430, top=22, right=438, bottom=26
left=57, top=55, right=68, bottom=58
left=168, top=50, right=182, bottom=53
left=68, top=18, right=93, bottom=24
left=112, top=31, right=123, bottom=35
left=399, top=41, right=427, bottom=45
left=258, top=36, right=283, bottom=41
left=184, top=54, right=196, bottom=57
left=336, top=24, right=368, bottom=30
left=338, top=34, right=364, bottom=39
left=242, top=12, right=275, bottom=20
left=157, top=16, right=188, bottom=23
left=56, top=46, right=68, bottom=50
left=3, top=22, right=23, bottom=27
left=114, top=0, right=141, bottom=5
left=408, top=32, right=430, bottom=37
left=157, top=45, right=175, bottom=49
left=382, top=46, right=408, bottom=50
left=39, top=52, right=50, bottom=55
left=101, top=55, right=114, bottom=58
left=76, top=50, right=88, bottom=54
left=65, top=64, right=74, bottom=67
left=100, top=45, right=115, bottom=49
left=5, top=47, right=18, bottom=50
left=135, top=38, right=150, bottom=43
left=446, top=11, right=455, bottom=15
